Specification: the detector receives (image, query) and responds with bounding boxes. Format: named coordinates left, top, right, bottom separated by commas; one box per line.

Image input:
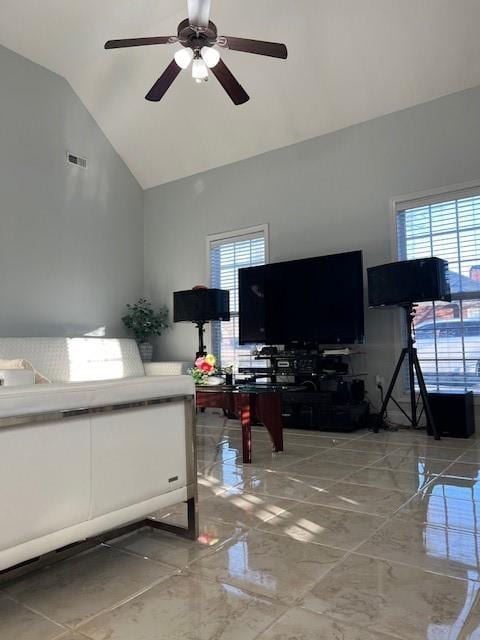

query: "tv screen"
left=239, top=250, right=364, bottom=345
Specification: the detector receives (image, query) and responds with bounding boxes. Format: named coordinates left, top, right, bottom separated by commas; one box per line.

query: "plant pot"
left=205, top=376, right=224, bottom=386
left=138, top=342, right=154, bottom=362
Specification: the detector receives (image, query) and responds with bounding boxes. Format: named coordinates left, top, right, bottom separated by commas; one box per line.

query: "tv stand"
left=238, top=347, right=369, bottom=432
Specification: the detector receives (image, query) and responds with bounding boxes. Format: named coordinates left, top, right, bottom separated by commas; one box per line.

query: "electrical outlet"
left=375, top=374, right=384, bottom=387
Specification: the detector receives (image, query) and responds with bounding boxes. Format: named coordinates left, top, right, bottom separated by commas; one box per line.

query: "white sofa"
left=0, top=337, right=196, bottom=576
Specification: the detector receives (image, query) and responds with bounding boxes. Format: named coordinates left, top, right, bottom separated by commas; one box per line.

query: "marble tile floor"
left=3, top=410, right=480, bottom=639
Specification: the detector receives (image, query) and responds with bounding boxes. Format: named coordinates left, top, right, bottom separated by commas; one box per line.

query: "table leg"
left=255, top=394, right=284, bottom=452
left=235, top=394, right=252, bottom=463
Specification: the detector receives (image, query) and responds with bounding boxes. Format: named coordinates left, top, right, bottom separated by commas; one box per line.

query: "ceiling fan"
left=104, top=0, right=287, bottom=105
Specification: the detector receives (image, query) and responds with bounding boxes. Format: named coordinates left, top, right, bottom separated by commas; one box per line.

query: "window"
left=396, top=186, right=480, bottom=392
left=208, top=226, right=267, bottom=369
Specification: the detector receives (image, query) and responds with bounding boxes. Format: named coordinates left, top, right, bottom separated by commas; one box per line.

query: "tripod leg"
left=413, top=351, right=440, bottom=440
left=407, top=347, right=417, bottom=427
left=375, top=348, right=408, bottom=432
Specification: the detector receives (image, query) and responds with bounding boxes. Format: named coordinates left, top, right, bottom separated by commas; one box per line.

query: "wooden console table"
left=195, top=385, right=285, bottom=463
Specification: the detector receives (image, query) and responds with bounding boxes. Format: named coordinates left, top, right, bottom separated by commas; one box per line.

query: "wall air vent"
left=66, top=152, right=87, bottom=169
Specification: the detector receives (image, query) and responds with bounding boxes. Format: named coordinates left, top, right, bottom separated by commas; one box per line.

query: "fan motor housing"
left=177, top=19, right=217, bottom=49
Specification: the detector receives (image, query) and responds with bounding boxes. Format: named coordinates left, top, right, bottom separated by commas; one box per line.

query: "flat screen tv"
left=239, top=250, right=364, bottom=346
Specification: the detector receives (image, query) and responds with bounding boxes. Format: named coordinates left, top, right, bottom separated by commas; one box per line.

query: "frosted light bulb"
left=174, top=48, right=193, bottom=69
left=201, top=46, right=220, bottom=68
left=192, top=57, right=209, bottom=81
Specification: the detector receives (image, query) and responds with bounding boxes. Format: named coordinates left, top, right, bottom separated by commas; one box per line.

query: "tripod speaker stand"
left=374, top=303, right=440, bottom=440
left=194, top=320, right=207, bottom=360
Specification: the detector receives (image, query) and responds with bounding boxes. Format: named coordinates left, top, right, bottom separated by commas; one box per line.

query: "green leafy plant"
left=122, top=298, right=169, bottom=342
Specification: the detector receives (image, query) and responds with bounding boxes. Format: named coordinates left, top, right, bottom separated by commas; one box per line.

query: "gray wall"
left=144, top=85, right=480, bottom=398
left=0, top=45, right=144, bottom=337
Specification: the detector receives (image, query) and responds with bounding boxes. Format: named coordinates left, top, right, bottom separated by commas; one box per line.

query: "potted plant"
left=122, top=298, right=169, bottom=362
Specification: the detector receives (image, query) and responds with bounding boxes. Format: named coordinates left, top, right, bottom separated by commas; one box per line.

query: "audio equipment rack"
left=237, top=348, right=368, bottom=432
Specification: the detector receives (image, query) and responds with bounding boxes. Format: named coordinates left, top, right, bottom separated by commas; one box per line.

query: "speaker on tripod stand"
left=367, top=257, right=451, bottom=440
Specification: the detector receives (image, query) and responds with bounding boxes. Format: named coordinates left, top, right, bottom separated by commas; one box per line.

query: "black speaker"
left=427, top=391, right=475, bottom=438
left=351, top=379, right=365, bottom=403
left=367, top=257, right=450, bottom=307
left=173, top=289, right=230, bottom=323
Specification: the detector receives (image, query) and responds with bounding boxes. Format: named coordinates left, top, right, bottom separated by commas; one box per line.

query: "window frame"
left=206, top=224, right=269, bottom=368
left=390, top=179, right=480, bottom=397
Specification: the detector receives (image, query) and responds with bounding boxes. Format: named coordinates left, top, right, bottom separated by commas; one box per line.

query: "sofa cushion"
left=0, top=369, right=36, bottom=387
left=0, top=338, right=144, bottom=383
left=0, top=358, right=50, bottom=383
left=144, top=361, right=191, bottom=376
left=0, top=375, right=194, bottom=419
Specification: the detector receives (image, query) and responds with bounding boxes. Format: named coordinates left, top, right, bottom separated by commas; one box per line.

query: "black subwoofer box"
left=367, top=257, right=451, bottom=307
left=426, top=391, right=475, bottom=438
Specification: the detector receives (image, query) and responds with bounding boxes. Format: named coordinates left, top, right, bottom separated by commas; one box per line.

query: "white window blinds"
left=209, top=229, right=267, bottom=368
left=396, top=188, right=480, bottom=392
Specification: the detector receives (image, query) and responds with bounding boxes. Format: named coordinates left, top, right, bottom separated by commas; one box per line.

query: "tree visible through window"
left=209, top=228, right=267, bottom=369
left=396, top=189, right=480, bottom=392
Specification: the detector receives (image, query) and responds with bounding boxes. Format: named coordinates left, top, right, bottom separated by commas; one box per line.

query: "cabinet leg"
left=236, top=394, right=253, bottom=463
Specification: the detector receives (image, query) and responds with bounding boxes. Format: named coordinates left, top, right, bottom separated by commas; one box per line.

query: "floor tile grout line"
left=349, top=546, right=480, bottom=583
left=254, top=503, right=396, bottom=602
left=200, top=440, right=476, bottom=460
left=107, top=523, right=249, bottom=571
left=7, top=562, right=182, bottom=633
left=200, top=421, right=478, bottom=445
left=240, top=487, right=414, bottom=519
left=181, top=539, right=329, bottom=610
left=207, top=438, right=476, bottom=469
left=200, top=457, right=429, bottom=492
left=250, top=522, right=386, bottom=555
left=102, top=541, right=191, bottom=571
left=174, top=567, right=292, bottom=610
left=297, top=609, right=411, bottom=640
left=0, top=591, right=71, bottom=635
left=67, top=629, right=97, bottom=640
left=69, top=569, right=180, bottom=631
left=199, top=448, right=477, bottom=504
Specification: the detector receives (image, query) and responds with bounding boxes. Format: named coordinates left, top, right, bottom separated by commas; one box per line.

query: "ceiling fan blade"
left=145, top=60, right=182, bottom=102
left=187, top=0, right=211, bottom=28
left=220, top=36, right=287, bottom=59
left=211, top=59, right=249, bottom=105
left=105, top=36, right=175, bottom=49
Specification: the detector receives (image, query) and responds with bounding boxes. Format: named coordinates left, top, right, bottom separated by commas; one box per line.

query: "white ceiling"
left=1, top=1, right=480, bottom=189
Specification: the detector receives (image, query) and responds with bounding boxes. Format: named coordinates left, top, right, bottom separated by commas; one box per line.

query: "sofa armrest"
left=144, top=361, right=191, bottom=376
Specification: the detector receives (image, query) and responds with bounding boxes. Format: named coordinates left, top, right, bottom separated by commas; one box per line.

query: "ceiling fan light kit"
left=201, top=46, right=220, bottom=69
left=192, top=54, right=209, bottom=82
left=174, top=47, right=194, bottom=69
left=104, top=0, right=287, bottom=105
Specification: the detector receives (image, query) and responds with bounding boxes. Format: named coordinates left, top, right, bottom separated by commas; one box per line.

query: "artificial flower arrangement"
left=188, top=354, right=219, bottom=385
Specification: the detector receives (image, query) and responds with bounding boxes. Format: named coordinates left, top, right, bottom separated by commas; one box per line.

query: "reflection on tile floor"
left=2, top=410, right=480, bottom=639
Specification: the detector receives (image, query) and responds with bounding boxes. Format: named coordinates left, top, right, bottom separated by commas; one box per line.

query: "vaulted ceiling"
left=1, top=1, right=480, bottom=188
